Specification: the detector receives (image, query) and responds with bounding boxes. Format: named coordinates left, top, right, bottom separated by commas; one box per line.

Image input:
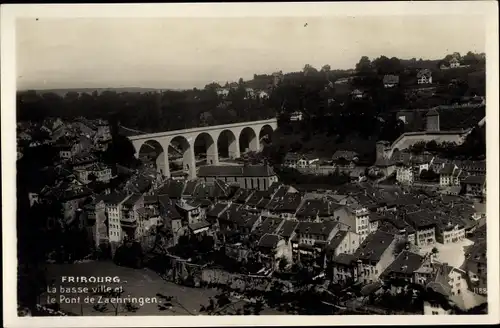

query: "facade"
left=104, top=193, right=130, bottom=243
left=283, top=153, right=319, bottom=169
left=353, top=230, right=398, bottom=284
left=257, top=233, right=293, bottom=270
left=74, top=163, right=112, bottom=184
left=120, top=193, right=148, bottom=241
left=439, top=164, right=461, bottom=187
left=449, top=57, right=461, bottom=68
left=435, top=221, right=466, bottom=244
left=327, top=230, right=362, bottom=257
left=198, top=165, right=278, bottom=191
left=396, top=165, right=415, bottom=184
left=383, top=75, right=400, bottom=88
left=405, top=211, right=437, bottom=246
left=330, top=253, right=357, bottom=285
left=426, top=109, right=440, bottom=132
left=461, top=175, right=486, bottom=197
left=333, top=205, right=374, bottom=241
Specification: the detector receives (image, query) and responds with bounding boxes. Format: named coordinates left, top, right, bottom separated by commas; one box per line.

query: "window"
left=432, top=311, right=439, bottom=315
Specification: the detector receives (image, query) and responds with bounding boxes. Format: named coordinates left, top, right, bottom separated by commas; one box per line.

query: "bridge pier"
left=248, top=134, right=259, bottom=152
left=206, top=139, right=219, bottom=165
left=158, top=150, right=170, bottom=178
left=184, top=146, right=197, bottom=179
left=228, top=140, right=240, bottom=159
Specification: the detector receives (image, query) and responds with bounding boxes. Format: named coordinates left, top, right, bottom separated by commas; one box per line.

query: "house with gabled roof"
left=291, top=221, right=340, bottom=267
left=353, top=230, right=398, bottom=284
left=257, top=233, right=293, bottom=271
left=417, top=69, right=433, bottom=84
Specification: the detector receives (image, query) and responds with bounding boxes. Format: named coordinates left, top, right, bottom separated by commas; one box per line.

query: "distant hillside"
left=28, top=87, right=185, bottom=96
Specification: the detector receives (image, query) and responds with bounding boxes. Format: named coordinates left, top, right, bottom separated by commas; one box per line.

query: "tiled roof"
left=156, top=179, right=185, bottom=199
left=417, top=69, right=432, bottom=78
left=331, top=253, right=356, bottom=266
left=276, top=220, right=299, bottom=238
left=206, top=202, right=229, bottom=218
left=189, top=220, right=211, bottom=232
left=255, top=198, right=270, bottom=209
left=257, top=233, right=281, bottom=249
left=144, top=195, right=159, bottom=205
left=328, top=230, right=348, bottom=251
left=234, top=188, right=255, bottom=204
left=462, top=175, right=486, bottom=185
left=197, top=164, right=276, bottom=177
left=102, top=192, right=129, bottom=205
left=267, top=182, right=282, bottom=197
left=182, top=180, right=199, bottom=196
left=296, top=199, right=336, bottom=218
left=381, top=251, right=425, bottom=277
left=122, top=193, right=142, bottom=207
left=246, top=190, right=267, bottom=207
left=158, top=197, right=182, bottom=220
left=353, top=230, right=396, bottom=263
left=296, top=221, right=338, bottom=237
left=274, top=192, right=304, bottom=213
left=254, top=217, right=284, bottom=237
left=404, top=210, right=436, bottom=229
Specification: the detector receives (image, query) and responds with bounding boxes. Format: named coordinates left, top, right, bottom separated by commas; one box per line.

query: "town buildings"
left=197, top=164, right=278, bottom=191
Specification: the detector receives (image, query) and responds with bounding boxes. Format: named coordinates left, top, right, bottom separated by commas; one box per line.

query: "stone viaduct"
left=127, top=118, right=277, bottom=179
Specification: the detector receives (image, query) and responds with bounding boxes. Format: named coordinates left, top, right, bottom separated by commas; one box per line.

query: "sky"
left=16, top=16, right=486, bottom=90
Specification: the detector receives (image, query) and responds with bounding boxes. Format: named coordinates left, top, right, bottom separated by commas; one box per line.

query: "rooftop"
left=198, top=164, right=276, bottom=178
left=462, top=175, right=486, bottom=185
left=353, top=230, right=396, bottom=263
left=381, top=251, right=426, bottom=277
left=296, top=221, right=338, bottom=237
left=257, top=233, right=281, bottom=249
left=328, top=230, right=349, bottom=251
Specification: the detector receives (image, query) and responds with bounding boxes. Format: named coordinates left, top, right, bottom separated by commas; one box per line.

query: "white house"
left=449, top=57, right=461, bottom=68
left=417, top=69, right=433, bottom=84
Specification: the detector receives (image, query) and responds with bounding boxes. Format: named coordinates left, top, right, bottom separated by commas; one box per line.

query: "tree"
left=303, top=64, right=318, bottom=76
left=420, top=169, right=439, bottom=182
left=278, top=257, right=289, bottom=271
left=92, top=289, right=140, bottom=316
left=355, top=56, right=372, bottom=74
left=320, top=65, right=331, bottom=73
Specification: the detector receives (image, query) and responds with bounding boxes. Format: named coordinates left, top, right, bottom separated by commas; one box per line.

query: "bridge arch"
left=193, top=132, right=219, bottom=165
left=217, top=129, right=240, bottom=159
left=259, top=124, right=274, bottom=146
left=137, top=140, right=168, bottom=176
left=239, top=127, right=259, bottom=154
left=169, top=135, right=196, bottom=179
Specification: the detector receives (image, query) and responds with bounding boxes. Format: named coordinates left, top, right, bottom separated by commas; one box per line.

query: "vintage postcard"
left=2, top=2, right=499, bottom=327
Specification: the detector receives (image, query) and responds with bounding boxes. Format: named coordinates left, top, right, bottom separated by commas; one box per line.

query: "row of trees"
left=408, top=124, right=486, bottom=160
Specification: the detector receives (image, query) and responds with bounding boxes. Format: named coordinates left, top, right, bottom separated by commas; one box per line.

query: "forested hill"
left=18, top=52, right=485, bottom=139
left=23, top=87, right=185, bottom=97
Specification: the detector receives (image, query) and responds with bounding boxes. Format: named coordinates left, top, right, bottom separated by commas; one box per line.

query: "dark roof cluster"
left=198, top=164, right=276, bottom=178
left=353, top=230, right=396, bottom=263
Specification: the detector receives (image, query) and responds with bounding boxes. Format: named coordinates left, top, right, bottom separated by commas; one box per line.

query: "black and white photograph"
left=2, top=2, right=499, bottom=327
